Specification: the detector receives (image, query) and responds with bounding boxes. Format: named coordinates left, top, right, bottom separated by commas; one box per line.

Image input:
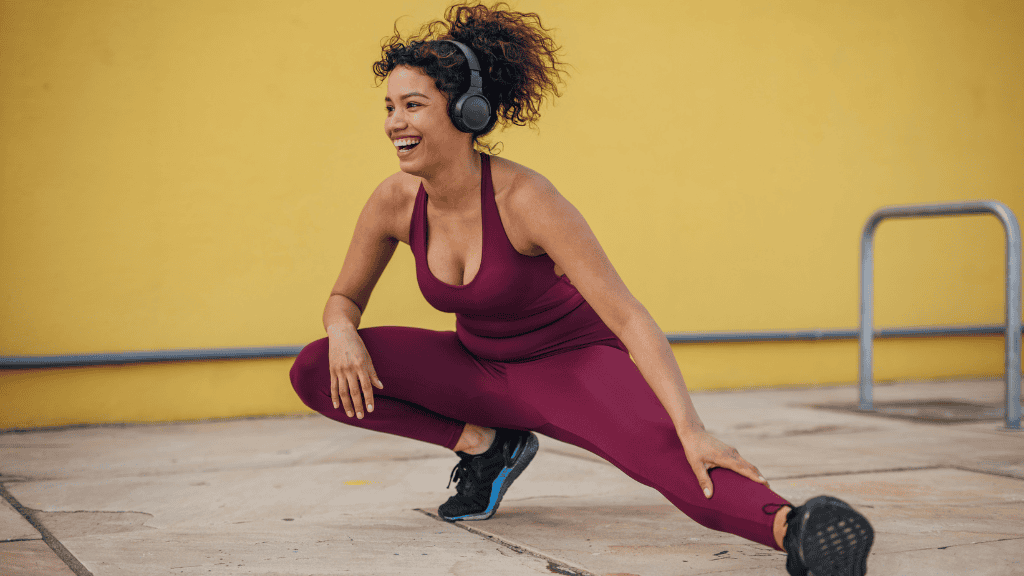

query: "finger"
left=336, top=373, right=355, bottom=417
left=754, top=466, right=769, bottom=487
left=690, top=460, right=714, bottom=499
left=346, top=373, right=366, bottom=419
left=359, top=370, right=375, bottom=413
left=371, top=369, right=384, bottom=390
left=724, top=453, right=769, bottom=487
left=330, top=372, right=340, bottom=411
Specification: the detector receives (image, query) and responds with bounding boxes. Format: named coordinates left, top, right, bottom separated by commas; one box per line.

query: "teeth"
left=393, top=138, right=420, bottom=147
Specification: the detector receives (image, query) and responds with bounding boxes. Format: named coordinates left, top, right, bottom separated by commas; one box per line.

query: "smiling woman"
left=373, top=2, right=565, bottom=153
left=288, top=2, right=874, bottom=574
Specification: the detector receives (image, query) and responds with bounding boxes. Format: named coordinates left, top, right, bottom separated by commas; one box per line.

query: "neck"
left=420, top=148, right=482, bottom=212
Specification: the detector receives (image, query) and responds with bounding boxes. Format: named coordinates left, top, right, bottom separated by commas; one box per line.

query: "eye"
left=407, top=102, right=421, bottom=108
left=385, top=104, right=394, bottom=113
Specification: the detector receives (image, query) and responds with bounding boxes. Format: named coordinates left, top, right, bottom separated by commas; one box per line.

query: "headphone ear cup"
left=450, top=93, right=491, bottom=134
left=460, top=94, right=491, bottom=133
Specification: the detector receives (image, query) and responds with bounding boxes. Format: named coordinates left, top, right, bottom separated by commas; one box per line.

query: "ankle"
left=773, top=505, right=792, bottom=550
left=454, top=425, right=496, bottom=455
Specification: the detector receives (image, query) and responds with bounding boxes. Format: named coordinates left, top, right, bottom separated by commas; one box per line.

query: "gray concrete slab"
left=0, top=540, right=77, bottom=576
left=1, top=378, right=1022, bottom=575
left=676, top=380, right=1024, bottom=482
left=470, top=466, right=1024, bottom=575
left=1, top=497, right=38, bottom=541
left=0, top=416, right=453, bottom=482
left=429, top=499, right=786, bottom=574
left=2, top=443, right=580, bottom=574
left=48, top=516, right=557, bottom=576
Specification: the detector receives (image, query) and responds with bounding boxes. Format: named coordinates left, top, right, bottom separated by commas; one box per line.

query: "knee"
left=289, top=338, right=329, bottom=407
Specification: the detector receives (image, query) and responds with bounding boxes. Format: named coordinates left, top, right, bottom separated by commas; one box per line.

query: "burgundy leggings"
left=290, top=326, right=789, bottom=549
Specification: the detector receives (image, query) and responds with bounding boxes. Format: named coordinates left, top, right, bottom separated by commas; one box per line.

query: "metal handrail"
left=859, top=200, right=1022, bottom=430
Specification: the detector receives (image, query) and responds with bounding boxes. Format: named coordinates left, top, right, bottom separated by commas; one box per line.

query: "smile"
left=394, top=137, right=421, bottom=152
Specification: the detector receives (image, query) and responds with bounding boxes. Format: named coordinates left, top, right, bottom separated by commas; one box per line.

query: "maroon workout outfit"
left=291, top=153, right=789, bottom=550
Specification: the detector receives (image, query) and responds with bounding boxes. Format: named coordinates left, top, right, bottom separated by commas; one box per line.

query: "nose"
left=385, top=106, right=408, bottom=136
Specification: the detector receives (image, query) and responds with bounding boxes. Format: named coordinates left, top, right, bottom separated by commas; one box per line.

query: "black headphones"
left=441, top=40, right=492, bottom=134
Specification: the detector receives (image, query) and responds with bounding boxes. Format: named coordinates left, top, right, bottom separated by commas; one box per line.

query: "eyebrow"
left=384, top=92, right=430, bottom=102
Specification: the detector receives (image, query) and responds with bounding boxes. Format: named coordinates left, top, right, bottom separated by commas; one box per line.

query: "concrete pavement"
left=2, top=378, right=1022, bottom=575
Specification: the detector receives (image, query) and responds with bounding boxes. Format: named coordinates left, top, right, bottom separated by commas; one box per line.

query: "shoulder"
left=491, top=156, right=578, bottom=250
left=490, top=155, right=563, bottom=217
left=369, top=170, right=421, bottom=242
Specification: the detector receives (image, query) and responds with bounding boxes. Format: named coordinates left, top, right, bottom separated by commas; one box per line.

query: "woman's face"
left=384, top=65, right=471, bottom=175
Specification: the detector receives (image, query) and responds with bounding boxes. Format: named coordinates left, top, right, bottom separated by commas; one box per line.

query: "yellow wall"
left=2, top=0, right=1021, bottom=429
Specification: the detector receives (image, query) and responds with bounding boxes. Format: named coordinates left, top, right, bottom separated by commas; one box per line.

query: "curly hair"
left=372, top=1, right=568, bottom=151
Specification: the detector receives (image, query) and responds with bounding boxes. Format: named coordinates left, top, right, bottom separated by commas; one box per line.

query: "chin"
left=397, top=159, right=422, bottom=176
left=397, top=154, right=431, bottom=177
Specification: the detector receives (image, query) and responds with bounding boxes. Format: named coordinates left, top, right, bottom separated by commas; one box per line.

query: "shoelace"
left=447, top=453, right=476, bottom=491
left=762, top=502, right=792, bottom=516
left=444, top=432, right=520, bottom=492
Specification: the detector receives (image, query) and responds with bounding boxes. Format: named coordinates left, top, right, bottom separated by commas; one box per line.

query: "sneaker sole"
left=797, top=496, right=873, bottom=576
left=441, top=432, right=539, bottom=522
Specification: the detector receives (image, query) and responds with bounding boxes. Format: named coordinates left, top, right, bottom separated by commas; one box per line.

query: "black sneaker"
left=437, top=428, right=539, bottom=522
left=782, top=495, right=874, bottom=576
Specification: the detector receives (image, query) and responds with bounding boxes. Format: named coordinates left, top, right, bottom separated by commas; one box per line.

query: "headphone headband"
left=438, top=39, right=491, bottom=133
left=443, top=40, right=484, bottom=90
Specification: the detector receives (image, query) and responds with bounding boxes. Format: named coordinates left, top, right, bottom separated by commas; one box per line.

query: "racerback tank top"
left=410, top=153, right=626, bottom=362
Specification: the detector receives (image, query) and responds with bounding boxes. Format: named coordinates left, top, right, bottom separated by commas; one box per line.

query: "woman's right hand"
left=326, top=324, right=384, bottom=419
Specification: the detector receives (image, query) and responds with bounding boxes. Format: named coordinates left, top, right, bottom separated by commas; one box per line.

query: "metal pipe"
left=3, top=324, right=1020, bottom=368
left=0, top=346, right=304, bottom=369
left=858, top=200, right=1022, bottom=430
left=666, top=324, right=1021, bottom=343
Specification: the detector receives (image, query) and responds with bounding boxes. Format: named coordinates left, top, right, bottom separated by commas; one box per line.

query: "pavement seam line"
left=414, top=508, right=597, bottom=576
left=947, top=464, right=1024, bottom=481
left=772, top=464, right=1024, bottom=482
left=769, top=464, right=948, bottom=480
left=874, top=536, right=1024, bottom=555
left=0, top=482, right=95, bottom=576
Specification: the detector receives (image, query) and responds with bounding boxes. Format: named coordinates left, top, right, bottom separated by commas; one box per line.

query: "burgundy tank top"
left=410, top=153, right=627, bottom=362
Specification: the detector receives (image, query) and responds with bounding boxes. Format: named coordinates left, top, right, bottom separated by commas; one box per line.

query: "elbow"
left=609, top=299, right=649, bottom=337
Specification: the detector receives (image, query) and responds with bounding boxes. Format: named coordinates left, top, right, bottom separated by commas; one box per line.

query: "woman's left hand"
left=678, top=428, right=769, bottom=499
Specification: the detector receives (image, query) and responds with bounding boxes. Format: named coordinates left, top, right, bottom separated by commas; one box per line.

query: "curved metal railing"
left=859, top=200, right=1022, bottom=430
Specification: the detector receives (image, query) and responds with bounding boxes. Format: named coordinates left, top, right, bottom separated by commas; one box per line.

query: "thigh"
left=356, top=326, right=526, bottom=429
left=506, top=345, right=788, bottom=547
left=507, top=345, right=680, bottom=476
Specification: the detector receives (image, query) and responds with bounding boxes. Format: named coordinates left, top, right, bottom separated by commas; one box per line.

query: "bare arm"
left=323, top=177, right=402, bottom=333
left=510, top=173, right=768, bottom=497
left=614, top=310, right=706, bottom=433
left=509, top=178, right=704, bottom=431
left=321, top=175, right=403, bottom=417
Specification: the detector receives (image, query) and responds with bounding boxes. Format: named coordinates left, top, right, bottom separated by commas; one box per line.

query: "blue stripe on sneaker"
left=486, top=465, right=514, bottom=512
left=446, top=435, right=532, bottom=520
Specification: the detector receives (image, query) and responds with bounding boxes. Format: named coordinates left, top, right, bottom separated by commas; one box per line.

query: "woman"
left=290, top=3, right=874, bottom=574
